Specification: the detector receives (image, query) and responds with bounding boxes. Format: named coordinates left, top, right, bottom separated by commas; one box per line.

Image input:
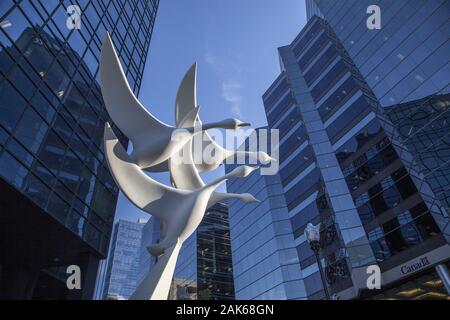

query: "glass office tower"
left=225, top=126, right=305, bottom=300
left=307, top=0, right=450, bottom=299
left=101, top=219, right=147, bottom=300
left=251, top=15, right=449, bottom=299
left=311, top=0, right=449, bottom=107
left=385, top=94, right=450, bottom=227
left=170, top=227, right=198, bottom=300
left=137, top=216, right=160, bottom=286
left=168, top=203, right=235, bottom=300
left=0, top=1, right=158, bottom=299
left=225, top=156, right=305, bottom=300
left=305, top=0, right=323, bottom=20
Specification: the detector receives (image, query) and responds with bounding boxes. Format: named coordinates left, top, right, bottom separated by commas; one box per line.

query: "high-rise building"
left=101, top=218, right=147, bottom=300
left=305, top=0, right=324, bottom=20
left=225, top=128, right=305, bottom=300
left=137, top=216, right=160, bottom=286
left=310, top=0, right=449, bottom=107
left=93, top=255, right=108, bottom=300
left=305, top=0, right=450, bottom=299
left=168, top=203, right=235, bottom=300
left=0, top=1, right=158, bottom=299
left=228, top=12, right=449, bottom=300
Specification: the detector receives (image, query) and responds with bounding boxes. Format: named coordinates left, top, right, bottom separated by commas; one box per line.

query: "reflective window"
left=343, top=138, right=399, bottom=191
left=304, top=45, right=337, bottom=85
left=279, top=125, right=308, bottom=163
left=298, top=32, right=329, bottom=71
left=368, top=204, right=441, bottom=262
left=280, top=144, right=314, bottom=185
left=292, top=19, right=321, bottom=57
left=285, top=168, right=321, bottom=210
left=0, top=0, right=159, bottom=256
left=326, top=95, right=371, bottom=141
left=310, top=60, right=347, bottom=101
left=290, top=200, right=321, bottom=239
left=355, top=168, right=418, bottom=224
left=336, top=119, right=382, bottom=164
left=276, top=107, right=301, bottom=137
left=263, top=77, right=289, bottom=114
left=386, top=94, right=450, bottom=213
left=267, top=93, right=295, bottom=127
left=318, top=77, right=359, bottom=121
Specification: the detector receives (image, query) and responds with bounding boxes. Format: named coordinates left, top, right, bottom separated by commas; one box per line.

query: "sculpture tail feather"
left=129, top=242, right=182, bottom=300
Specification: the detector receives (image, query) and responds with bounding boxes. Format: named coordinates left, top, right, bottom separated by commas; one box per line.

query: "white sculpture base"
left=130, top=242, right=182, bottom=300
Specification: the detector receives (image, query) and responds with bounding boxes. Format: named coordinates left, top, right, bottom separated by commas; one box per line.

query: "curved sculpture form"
left=169, top=118, right=258, bottom=208
left=105, top=123, right=257, bottom=254
left=104, top=124, right=258, bottom=299
left=174, top=63, right=275, bottom=173
left=100, top=33, right=250, bottom=170
left=101, top=34, right=263, bottom=300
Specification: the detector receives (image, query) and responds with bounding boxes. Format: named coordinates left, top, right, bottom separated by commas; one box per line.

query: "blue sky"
left=115, top=0, right=307, bottom=222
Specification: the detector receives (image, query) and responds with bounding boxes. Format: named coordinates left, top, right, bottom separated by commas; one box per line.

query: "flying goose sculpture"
left=101, top=34, right=266, bottom=300
left=104, top=123, right=259, bottom=299
left=174, top=63, right=276, bottom=173
left=168, top=112, right=259, bottom=208
left=99, top=33, right=250, bottom=170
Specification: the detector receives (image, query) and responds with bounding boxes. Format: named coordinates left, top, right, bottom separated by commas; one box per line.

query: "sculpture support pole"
left=129, top=242, right=182, bottom=300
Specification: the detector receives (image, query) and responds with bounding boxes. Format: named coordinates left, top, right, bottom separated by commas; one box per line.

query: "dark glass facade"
left=312, top=0, right=449, bottom=107
left=257, top=14, right=449, bottom=299
left=310, top=0, right=450, bottom=298
left=169, top=203, right=235, bottom=300
left=385, top=94, right=450, bottom=216
left=0, top=0, right=158, bottom=299
left=305, top=0, right=323, bottom=20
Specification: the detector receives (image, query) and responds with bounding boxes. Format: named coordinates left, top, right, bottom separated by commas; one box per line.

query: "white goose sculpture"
left=99, top=33, right=250, bottom=170
left=100, top=34, right=264, bottom=300
left=104, top=123, right=258, bottom=299
left=174, top=63, right=275, bottom=173
left=169, top=112, right=259, bottom=208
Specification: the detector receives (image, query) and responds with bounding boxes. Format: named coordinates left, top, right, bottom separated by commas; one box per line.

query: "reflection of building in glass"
left=168, top=203, right=235, bottom=300
left=307, top=0, right=450, bottom=299
left=168, top=278, right=197, bottom=300
left=101, top=219, right=147, bottom=300
left=0, top=1, right=158, bottom=299
left=171, top=229, right=198, bottom=300
left=227, top=14, right=449, bottom=300
left=385, top=94, right=450, bottom=216
left=310, top=0, right=449, bottom=107
left=197, top=203, right=235, bottom=300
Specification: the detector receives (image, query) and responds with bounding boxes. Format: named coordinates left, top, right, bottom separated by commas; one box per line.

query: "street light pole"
left=305, top=223, right=331, bottom=300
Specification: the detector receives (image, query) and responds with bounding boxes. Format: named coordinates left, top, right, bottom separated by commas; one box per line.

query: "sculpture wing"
left=169, top=110, right=205, bottom=189
left=174, top=64, right=229, bottom=172
left=175, top=63, right=198, bottom=127
left=103, top=122, right=181, bottom=212
left=100, top=33, right=171, bottom=143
